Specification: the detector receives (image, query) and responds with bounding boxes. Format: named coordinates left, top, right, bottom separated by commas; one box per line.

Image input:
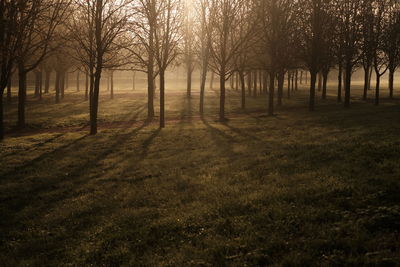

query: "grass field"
left=1, top=82, right=400, bottom=266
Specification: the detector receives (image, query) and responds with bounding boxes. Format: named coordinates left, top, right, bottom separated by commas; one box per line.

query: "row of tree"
left=1, top=0, right=400, bottom=140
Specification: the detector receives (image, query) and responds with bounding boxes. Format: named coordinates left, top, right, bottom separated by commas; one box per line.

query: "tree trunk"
left=39, top=71, right=42, bottom=100
left=199, top=62, right=207, bottom=116
left=300, top=71, right=303, bottom=84
left=247, top=71, right=252, bottom=96
left=309, top=71, right=317, bottom=111
left=210, top=72, right=214, bottom=89
left=322, top=70, right=328, bottom=99
left=160, top=69, right=165, bottom=128
left=375, top=73, right=380, bottom=106
left=85, top=72, right=89, bottom=100
left=45, top=70, right=50, bottom=94
left=287, top=71, right=291, bottom=99
left=337, top=63, right=342, bottom=102
left=219, top=69, right=226, bottom=121
left=389, top=68, right=394, bottom=99
left=107, top=72, right=110, bottom=91
left=253, top=71, right=257, bottom=97
left=363, top=65, right=370, bottom=100
left=317, top=72, right=322, bottom=92
left=6, top=76, right=11, bottom=102
left=132, top=71, right=136, bottom=90
left=240, top=71, right=245, bottom=109
left=147, top=20, right=155, bottom=119
left=368, top=67, right=373, bottom=90
left=187, top=66, right=192, bottom=98
left=34, top=71, right=40, bottom=97
left=110, top=71, right=114, bottom=99
left=17, top=66, right=27, bottom=128
left=90, top=69, right=101, bottom=135
left=277, top=70, right=284, bottom=106
left=0, top=91, right=4, bottom=140
left=65, top=72, right=69, bottom=89
left=268, top=71, right=275, bottom=116
left=147, top=67, right=155, bottom=119
left=295, top=70, right=298, bottom=91
left=236, top=72, right=239, bottom=90
left=76, top=71, right=80, bottom=92
left=55, top=71, right=60, bottom=103
left=61, top=72, right=65, bottom=99
left=263, top=71, right=268, bottom=94
left=291, top=71, right=295, bottom=91
left=344, top=63, right=352, bottom=108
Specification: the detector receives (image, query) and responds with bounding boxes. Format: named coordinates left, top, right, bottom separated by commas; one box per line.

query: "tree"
left=208, top=0, right=254, bottom=121
left=384, top=1, right=400, bottom=99
left=183, top=1, right=195, bottom=98
left=360, top=0, right=375, bottom=100
left=296, top=0, right=332, bottom=111
left=334, top=0, right=363, bottom=108
left=195, top=0, right=212, bottom=115
left=0, top=0, right=20, bottom=139
left=129, top=0, right=158, bottom=120
left=154, top=0, right=182, bottom=128
left=15, top=0, right=71, bottom=128
left=371, top=0, right=390, bottom=106
left=69, top=0, right=131, bottom=135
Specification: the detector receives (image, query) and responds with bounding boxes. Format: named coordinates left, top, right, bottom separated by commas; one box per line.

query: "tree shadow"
left=221, top=121, right=262, bottom=142
left=140, top=127, right=162, bottom=160
left=0, top=106, right=151, bottom=231
left=200, top=117, right=237, bottom=158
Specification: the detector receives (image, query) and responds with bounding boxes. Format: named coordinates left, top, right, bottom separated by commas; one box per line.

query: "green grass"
left=1, top=83, right=400, bottom=266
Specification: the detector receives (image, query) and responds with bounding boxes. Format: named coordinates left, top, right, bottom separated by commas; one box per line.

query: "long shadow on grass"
left=0, top=108, right=150, bottom=228
left=0, top=134, right=89, bottom=179
left=201, top=117, right=237, bottom=157
left=221, top=121, right=262, bottom=142
left=140, top=127, right=161, bottom=160
left=1, top=133, right=67, bottom=159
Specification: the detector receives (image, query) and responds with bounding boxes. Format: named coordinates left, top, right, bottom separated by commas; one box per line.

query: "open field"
left=1, top=83, right=400, bottom=266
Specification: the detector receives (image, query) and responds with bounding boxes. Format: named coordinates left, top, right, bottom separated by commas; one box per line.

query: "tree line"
left=1, top=0, right=399, bottom=140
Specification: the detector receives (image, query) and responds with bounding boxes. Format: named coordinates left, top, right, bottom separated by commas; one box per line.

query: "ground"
left=1, top=82, right=400, bottom=266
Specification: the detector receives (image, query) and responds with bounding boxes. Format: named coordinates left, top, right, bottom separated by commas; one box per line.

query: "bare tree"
left=129, top=0, right=158, bottom=120
left=15, top=0, right=71, bottom=128
left=334, top=0, right=363, bottom=108
left=208, top=0, right=254, bottom=121
left=69, top=0, right=131, bottom=135
left=183, top=1, right=195, bottom=98
left=0, top=1, right=20, bottom=139
left=154, top=0, right=182, bottom=128
left=371, top=0, right=390, bottom=106
left=195, top=0, right=212, bottom=115
left=296, top=0, right=332, bottom=111
left=384, top=1, right=400, bottom=99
